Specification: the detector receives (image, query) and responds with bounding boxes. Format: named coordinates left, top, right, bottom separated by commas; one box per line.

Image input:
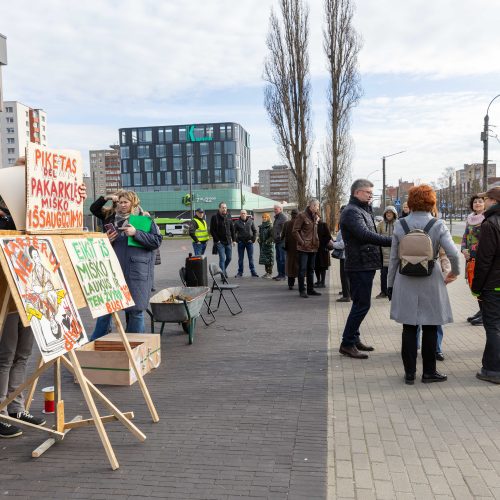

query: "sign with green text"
left=64, top=237, right=134, bottom=318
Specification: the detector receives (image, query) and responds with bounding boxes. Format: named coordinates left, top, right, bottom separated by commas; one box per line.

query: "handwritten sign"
left=0, top=236, right=88, bottom=362
left=64, top=237, right=135, bottom=318
left=26, top=143, right=83, bottom=232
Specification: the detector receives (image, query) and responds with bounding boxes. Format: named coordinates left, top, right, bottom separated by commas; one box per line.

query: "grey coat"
left=388, top=212, right=459, bottom=326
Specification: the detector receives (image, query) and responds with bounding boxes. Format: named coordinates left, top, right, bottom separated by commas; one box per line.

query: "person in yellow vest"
left=189, top=208, right=210, bottom=255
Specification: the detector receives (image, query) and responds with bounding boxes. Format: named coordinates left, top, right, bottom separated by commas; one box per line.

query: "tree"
left=263, top=0, right=312, bottom=209
left=323, top=0, right=362, bottom=229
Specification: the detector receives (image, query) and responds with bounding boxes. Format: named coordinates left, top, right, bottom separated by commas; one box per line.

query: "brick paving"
left=2, top=239, right=499, bottom=499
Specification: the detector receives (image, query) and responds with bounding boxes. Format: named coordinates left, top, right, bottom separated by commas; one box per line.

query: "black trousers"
left=380, top=266, right=388, bottom=295
left=297, top=251, right=316, bottom=293
left=339, top=259, right=350, bottom=298
left=401, top=324, right=437, bottom=375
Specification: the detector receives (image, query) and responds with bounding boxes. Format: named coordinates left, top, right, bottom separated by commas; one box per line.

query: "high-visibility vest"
left=194, top=217, right=209, bottom=242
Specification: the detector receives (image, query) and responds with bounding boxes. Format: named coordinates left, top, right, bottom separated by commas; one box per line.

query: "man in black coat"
left=472, top=187, right=500, bottom=384
left=210, top=202, right=235, bottom=276
left=234, top=209, right=258, bottom=277
left=339, top=179, right=392, bottom=359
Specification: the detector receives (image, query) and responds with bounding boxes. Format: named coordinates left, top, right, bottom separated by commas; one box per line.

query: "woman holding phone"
left=89, top=191, right=162, bottom=338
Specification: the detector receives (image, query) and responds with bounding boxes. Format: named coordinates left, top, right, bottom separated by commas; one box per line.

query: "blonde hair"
left=102, top=190, right=141, bottom=218
left=262, top=212, right=271, bottom=221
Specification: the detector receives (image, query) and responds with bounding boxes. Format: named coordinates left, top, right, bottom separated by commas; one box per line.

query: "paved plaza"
left=1, top=239, right=499, bottom=499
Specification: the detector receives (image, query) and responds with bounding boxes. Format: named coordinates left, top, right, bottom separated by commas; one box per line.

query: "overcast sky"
left=3, top=0, right=500, bottom=197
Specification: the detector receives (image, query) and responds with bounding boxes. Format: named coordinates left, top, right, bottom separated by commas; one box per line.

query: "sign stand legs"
left=112, top=312, right=159, bottom=423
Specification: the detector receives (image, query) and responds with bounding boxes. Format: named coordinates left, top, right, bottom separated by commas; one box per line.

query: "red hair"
left=407, top=184, right=436, bottom=213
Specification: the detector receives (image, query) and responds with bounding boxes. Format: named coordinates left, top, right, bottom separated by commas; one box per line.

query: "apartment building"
left=89, top=145, right=121, bottom=197
left=258, top=165, right=296, bottom=203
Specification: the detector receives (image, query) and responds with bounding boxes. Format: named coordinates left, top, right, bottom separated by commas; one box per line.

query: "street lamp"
left=382, top=150, right=405, bottom=208
left=482, top=94, right=500, bottom=191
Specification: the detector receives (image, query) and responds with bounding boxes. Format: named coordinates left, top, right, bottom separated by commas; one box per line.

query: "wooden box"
left=75, top=333, right=161, bottom=386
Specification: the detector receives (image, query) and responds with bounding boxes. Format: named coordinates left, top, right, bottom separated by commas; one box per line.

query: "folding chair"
left=179, top=267, right=216, bottom=326
left=208, top=263, right=243, bottom=316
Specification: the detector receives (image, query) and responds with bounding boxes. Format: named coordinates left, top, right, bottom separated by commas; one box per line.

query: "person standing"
left=376, top=205, right=398, bottom=298
left=400, top=201, right=410, bottom=218
left=471, top=187, right=500, bottom=384
left=258, top=213, right=274, bottom=279
left=189, top=208, right=210, bottom=256
left=282, top=209, right=299, bottom=290
left=272, top=204, right=288, bottom=280
left=388, top=184, right=459, bottom=384
left=314, top=221, right=333, bottom=288
left=339, top=180, right=392, bottom=359
left=292, top=199, right=321, bottom=298
left=234, top=210, right=258, bottom=277
left=210, top=202, right=235, bottom=276
left=461, top=195, right=486, bottom=325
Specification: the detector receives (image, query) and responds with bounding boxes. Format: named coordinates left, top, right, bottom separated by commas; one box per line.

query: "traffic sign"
left=394, top=199, right=401, bottom=207
left=440, top=202, right=446, bottom=209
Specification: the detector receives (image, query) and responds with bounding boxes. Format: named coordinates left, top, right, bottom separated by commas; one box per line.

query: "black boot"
left=467, top=310, right=481, bottom=322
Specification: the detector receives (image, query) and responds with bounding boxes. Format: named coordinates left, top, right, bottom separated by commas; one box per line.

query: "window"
left=6, top=117, right=14, bottom=123
left=178, top=127, right=186, bottom=141
left=146, top=172, right=154, bottom=185
left=7, top=148, right=15, bottom=154
left=144, top=159, right=153, bottom=171
left=156, top=144, right=166, bottom=157
left=5, top=106, right=13, bottom=112
left=214, top=169, right=221, bottom=183
left=42, top=116, right=45, bottom=122
left=226, top=125, right=232, bottom=140
left=206, top=125, right=214, bottom=139
left=226, top=154, right=234, bottom=169
left=7, top=158, right=15, bottom=165
left=200, top=142, right=209, bottom=155
left=132, top=159, right=141, bottom=172
left=186, top=143, right=193, bottom=156
left=194, top=126, right=205, bottom=139
left=121, top=173, right=130, bottom=186
left=159, top=158, right=167, bottom=171
left=6, top=128, right=14, bottom=133
left=137, top=145, right=150, bottom=158
left=214, top=142, right=221, bottom=155
left=139, top=129, right=152, bottom=142
left=120, top=146, right=129, bottom=159
left=172, top=143, right=182, bottom=156
left=220, top=124, right=226, bottom=140
left=200, top=156, right=208, bottom=170
left=166, top=172, right=172, bottom=184
left=131, top=130, right=138, bottom=143
left=224, top=141, right=236, bottom=154
left=173, top=157, right=182, bottom=170
left=225, top=170, right=236, bottom=183
left=214, top=156, right=221, bottom=169
left=121, top=130, right=126, bottom=144
left=7, top=138, right=14, bottom=144
left=156, top=172, right=162, bottom=185
left=165, top=128, right=172, bottom=142
left=134, top=173, right=142, bottom=186
left=42, top=135, right=46, bottom=141
left=121, top=160, right=129, bottom=173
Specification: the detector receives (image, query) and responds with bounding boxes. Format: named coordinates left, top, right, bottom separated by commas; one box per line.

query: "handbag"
left=466, top=259, right=475, bottom=288
left=331, top=248, right=343, bottom=259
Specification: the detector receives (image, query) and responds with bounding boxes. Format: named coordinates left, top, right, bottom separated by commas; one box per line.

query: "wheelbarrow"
left=148, top=287, right=210, bottom=344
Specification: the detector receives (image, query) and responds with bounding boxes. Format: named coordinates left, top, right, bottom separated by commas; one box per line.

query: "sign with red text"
left=26, top=143, right=84, bottom=233
left=64, top=237, right=135, bottom=318
left=0, top=236, right=88, bottom=362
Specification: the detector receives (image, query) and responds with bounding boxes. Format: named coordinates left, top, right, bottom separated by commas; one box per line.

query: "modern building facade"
left=0, top=100, right=47, bottom=168
left=89, top=145, right=121, bottom=197
left=118, top=122, right=251, bottom=193
left=258, top=164, right=296, bottom=203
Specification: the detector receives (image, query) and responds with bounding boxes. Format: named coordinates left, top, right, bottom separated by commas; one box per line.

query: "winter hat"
left=384, top=205, right=398, bottom=218
left=478, top=186, right=500, bottom=203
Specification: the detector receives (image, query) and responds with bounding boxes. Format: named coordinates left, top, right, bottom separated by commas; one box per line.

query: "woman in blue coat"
left=90, top=190, right=162, bottom=339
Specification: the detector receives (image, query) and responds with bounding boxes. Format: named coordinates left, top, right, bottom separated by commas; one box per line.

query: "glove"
left=387, top=287, right=393, bottom=301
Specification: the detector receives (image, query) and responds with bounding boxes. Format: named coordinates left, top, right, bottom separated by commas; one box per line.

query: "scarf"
left=466, top=212, right=485, bottom=226
left=114, top=205, right=143, bottom=228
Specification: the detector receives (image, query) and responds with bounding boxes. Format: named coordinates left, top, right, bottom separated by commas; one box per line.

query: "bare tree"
left=263, top=0, right=312, bottom=210
left=323, top=0, right=362, bottom=229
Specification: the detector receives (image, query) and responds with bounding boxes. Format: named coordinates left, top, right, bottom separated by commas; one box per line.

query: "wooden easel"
left=0, top=233, right=159, bottom=469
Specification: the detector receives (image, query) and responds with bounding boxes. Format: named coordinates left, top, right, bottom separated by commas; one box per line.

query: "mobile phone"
left=104, top=223, right=116, bottom=233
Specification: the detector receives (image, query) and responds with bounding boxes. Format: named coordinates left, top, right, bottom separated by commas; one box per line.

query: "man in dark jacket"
left=472, top=187, right=500, bottom=384
left=234, top=210, right=258, bottom=277
left=339, top=179, right=392, bottom=359
left=272, top=204, right=288, bottom=280
left=292, top=199, right=321, bottom=298
left=210, top=202, right=235, bottom=276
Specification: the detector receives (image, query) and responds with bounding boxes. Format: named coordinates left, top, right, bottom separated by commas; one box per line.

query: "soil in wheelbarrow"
left=162, top=294, right=194, bottom=303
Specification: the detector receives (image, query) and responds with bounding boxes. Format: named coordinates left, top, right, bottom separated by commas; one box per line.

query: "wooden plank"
left=112, top=312, right=159, bottom=423
left=32, top=415, right=83, bottom=458
left=54, top=358, right=64, bottom=432
left=0, top=248, right=29, bottom=326
left=67, top=350, right=119, bottom=470
left=63, top=412, right=134, bottom=430
left=61, top=355, right=145, bottom=441
left=0, top=413, right=64, bottom=437
left=25, top=356, right=43, bottom=411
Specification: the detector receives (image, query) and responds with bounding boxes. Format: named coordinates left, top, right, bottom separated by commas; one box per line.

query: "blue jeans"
left=481, top=290, right=500, bottom=374
left=417, top=325, right=443, bottom=352
left=192, top=241, right=207, bottom=256
left=275, top=242, right=286, bottom=277
left=341, top=270, right=375, bottom=346
left=217, top=242, right=232, bottom=274
left=90, top=310, right=145, bottom=341
left=237, top=241, right=256, bottom=275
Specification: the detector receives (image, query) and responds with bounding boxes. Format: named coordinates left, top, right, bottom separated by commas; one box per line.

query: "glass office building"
left=119, top=122, right=251, bottom=192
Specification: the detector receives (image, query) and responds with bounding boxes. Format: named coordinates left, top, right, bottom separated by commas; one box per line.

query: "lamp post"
left=188, top=154, right=193, bottom=221
left=382, top=150, right=405, bottom=208
left=482, top=94, right=500, bottom=191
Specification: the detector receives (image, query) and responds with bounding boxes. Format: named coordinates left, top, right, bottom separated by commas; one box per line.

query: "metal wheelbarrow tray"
left=149, top=287, right=210, bottom=344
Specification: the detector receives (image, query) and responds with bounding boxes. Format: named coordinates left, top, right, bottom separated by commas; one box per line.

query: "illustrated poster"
left=64, top=237, right=135, bottom=318
left=0, top=236, right=88, bottom=362
left=26, top=143, right=84, bottom=232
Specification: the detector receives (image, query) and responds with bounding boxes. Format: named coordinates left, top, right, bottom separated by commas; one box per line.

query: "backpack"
left=398, top=218, right=437, bottom=277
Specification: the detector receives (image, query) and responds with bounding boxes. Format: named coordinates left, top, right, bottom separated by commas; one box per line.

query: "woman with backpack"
left=387, top=185, right=459, bottom=385
left=461, top=195, right=486, bottom=326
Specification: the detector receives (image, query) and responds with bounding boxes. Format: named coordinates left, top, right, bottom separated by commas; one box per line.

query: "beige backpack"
left=398, top=218, right=437, bottom=277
